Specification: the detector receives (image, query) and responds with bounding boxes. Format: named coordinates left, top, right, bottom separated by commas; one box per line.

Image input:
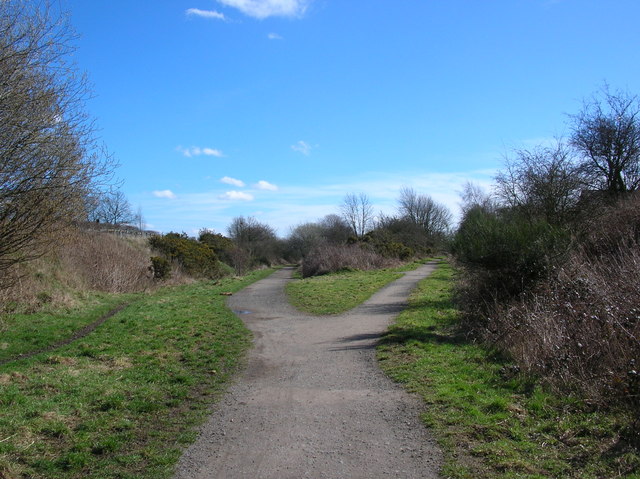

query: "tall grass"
left=0, top=229, right=156, bottom=314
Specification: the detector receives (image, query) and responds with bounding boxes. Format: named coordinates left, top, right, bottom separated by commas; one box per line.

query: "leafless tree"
left=340, top=193, right=374, bottom=238
left=0, top=0, right=113, bottom=280
left=459, top=181, right=495, bottom=216
left=227, top=216, right=278, bottom=266
left=398, top=187, right=452, bottom=237
left=570, top=85, right=640, bottom=197
left=287, top=222, right=324, bottom=260
left=495, top=141, right=583, bottom=225
left=89, top=190, right=137, bottom=226
left=318, top=214, right=352, bottom=244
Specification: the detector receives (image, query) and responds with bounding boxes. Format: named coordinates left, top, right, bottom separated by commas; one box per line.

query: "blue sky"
left=66, top=0, right=640, bottom=236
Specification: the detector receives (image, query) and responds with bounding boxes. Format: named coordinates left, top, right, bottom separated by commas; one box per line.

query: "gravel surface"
left=173, top=264, right=442, bottom=479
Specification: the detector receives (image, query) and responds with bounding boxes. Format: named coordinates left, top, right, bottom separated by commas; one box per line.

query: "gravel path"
left=173, top=264, right=442, bottom=479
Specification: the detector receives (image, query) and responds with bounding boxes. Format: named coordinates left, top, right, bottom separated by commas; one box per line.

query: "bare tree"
left=89, top=190, right=136, bottom=226
left=227, top=216, right=278, bottom=266
left=340, top=193, right=374, bottom=238
left=570, top=85, right=640, bottom=197
left=319, top=214, right=352, bottom=244
left=495, top=141, right=583, bottom=225
left=287, top=222, right=324, bottom=260
left=459, top=181, right=495, bottom=216
left=0, top=0, right=113, bottom=280
left=398, top=187, right=452, bottom=237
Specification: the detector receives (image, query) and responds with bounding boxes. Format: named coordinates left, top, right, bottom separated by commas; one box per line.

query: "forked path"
left=174, top=264, right=442, bottom=479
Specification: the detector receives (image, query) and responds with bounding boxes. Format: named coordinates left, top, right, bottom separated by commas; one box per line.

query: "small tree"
left=227, top=216, right=278, bottom=266
left=287, top=222, right=324, bottom=260
left=570, top=85, right=640, bottom=197
left=397, top=187, right=452, bottom=239
left=340, top=193, right=374, bottom=238
left=89, top=189, right=137, bottom=225
left=0, top=0, right=113, bottom=281
left=495, top=141, right=583, bottom=226
left=318, top=214, right=352, bottom=245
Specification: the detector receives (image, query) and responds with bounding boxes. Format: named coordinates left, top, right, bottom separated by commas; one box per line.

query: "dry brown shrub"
left=301, top=243, right=397, bottom=277
left=483, top=193, right=640, bottom=412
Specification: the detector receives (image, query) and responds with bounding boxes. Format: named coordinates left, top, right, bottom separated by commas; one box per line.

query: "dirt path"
left=0, top=302, right=130, bottom=367
left=173, top=264, right=442, bottom=479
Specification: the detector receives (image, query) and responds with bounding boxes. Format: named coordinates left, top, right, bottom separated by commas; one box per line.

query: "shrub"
left=301, top=244, right=395, bottom=278
left=150, top=256, right=171, bottom=279
left=457, top=193, right=640, bottom=416
left=149, top=232, right=224, bottom=279
left=452, top=208, right=570, bottom=304
left=198, top=229, right=235, bottom=266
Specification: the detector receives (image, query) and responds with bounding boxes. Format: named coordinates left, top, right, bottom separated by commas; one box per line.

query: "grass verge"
left=286, top=269, right=403, bottom=315
left=0, top=269, right=273, bottom=479
left=377, top=262, right=640, bottom=478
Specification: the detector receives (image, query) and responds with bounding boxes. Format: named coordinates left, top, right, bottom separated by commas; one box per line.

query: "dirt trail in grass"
left=0, top=302, right=130, bottom=366
left=174, top=265, right=442, bottom=479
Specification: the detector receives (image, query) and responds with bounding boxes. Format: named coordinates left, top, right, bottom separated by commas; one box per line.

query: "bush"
left=301, top=244, right=395, bottom=278
left=150, top=256, right=171, bottom=280
left=452, top=208, right=570, bottom=303
left=198, top=229, right=235, bottom=266
left=149, top=232, right=224, bottom=279
left=456, top=193, right=640, bottom=416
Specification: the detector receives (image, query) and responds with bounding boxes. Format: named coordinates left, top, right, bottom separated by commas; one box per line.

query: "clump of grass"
left=286, top=269, right=403, bottom=315
left=0, top=269, right=273, bottom=479
left=378, top=262, right=640, bottom=479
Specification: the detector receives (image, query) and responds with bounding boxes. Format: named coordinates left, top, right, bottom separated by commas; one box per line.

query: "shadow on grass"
left=379, top=323, right=468, bottom=347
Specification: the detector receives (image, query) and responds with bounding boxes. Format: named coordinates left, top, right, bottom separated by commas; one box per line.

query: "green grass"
left=0, top=269, right=273, bottom=479
left=285, top=268, right=404, bottom=315
left=0, top=293, right=134, bottom=363
left=377, top=262, right=640, bottom=479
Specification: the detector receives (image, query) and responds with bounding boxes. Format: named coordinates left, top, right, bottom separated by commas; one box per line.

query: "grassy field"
left=285, top=260, right=428, bottom=315
left=377, top=263, right=640, bottom=479
left=0, top=269, right=273, bottom=479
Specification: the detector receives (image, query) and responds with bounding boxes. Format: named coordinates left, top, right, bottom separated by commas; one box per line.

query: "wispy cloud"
left=215, top=0, right=310, bottom=19
left=267, top=32, right=283, bottom=40
left=140, top=167, right=497, bottom=235
left=186, top=8, right=226, bottom=20
left=177, top=146, right=224, bottom=158
left=221, top=176, right=246, bottom=187
left=219, top=191, right=254, bottom=201
left=255, top=180, right=278, bottom=191
left=153, top=190, right=177, bottom=199
left=291, top=140, right=312, bottom=156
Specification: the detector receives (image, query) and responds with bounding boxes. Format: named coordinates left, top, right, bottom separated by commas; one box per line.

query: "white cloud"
left=186, top=8, right=226, bottom=20
left=291, top=140, right=312, bottom=156
left=255, top=180, right=278, bottom=191
left=153, top=190, right=177, bottom=199
left=219, top=191, right=254, bottom=201
left=215, top=0, right=310, bottom=19
left=221, top=176, right=246, bottom=187
left=177, top=146, right=224, bottom=158
left=267, top=32, right=283, bottom=40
